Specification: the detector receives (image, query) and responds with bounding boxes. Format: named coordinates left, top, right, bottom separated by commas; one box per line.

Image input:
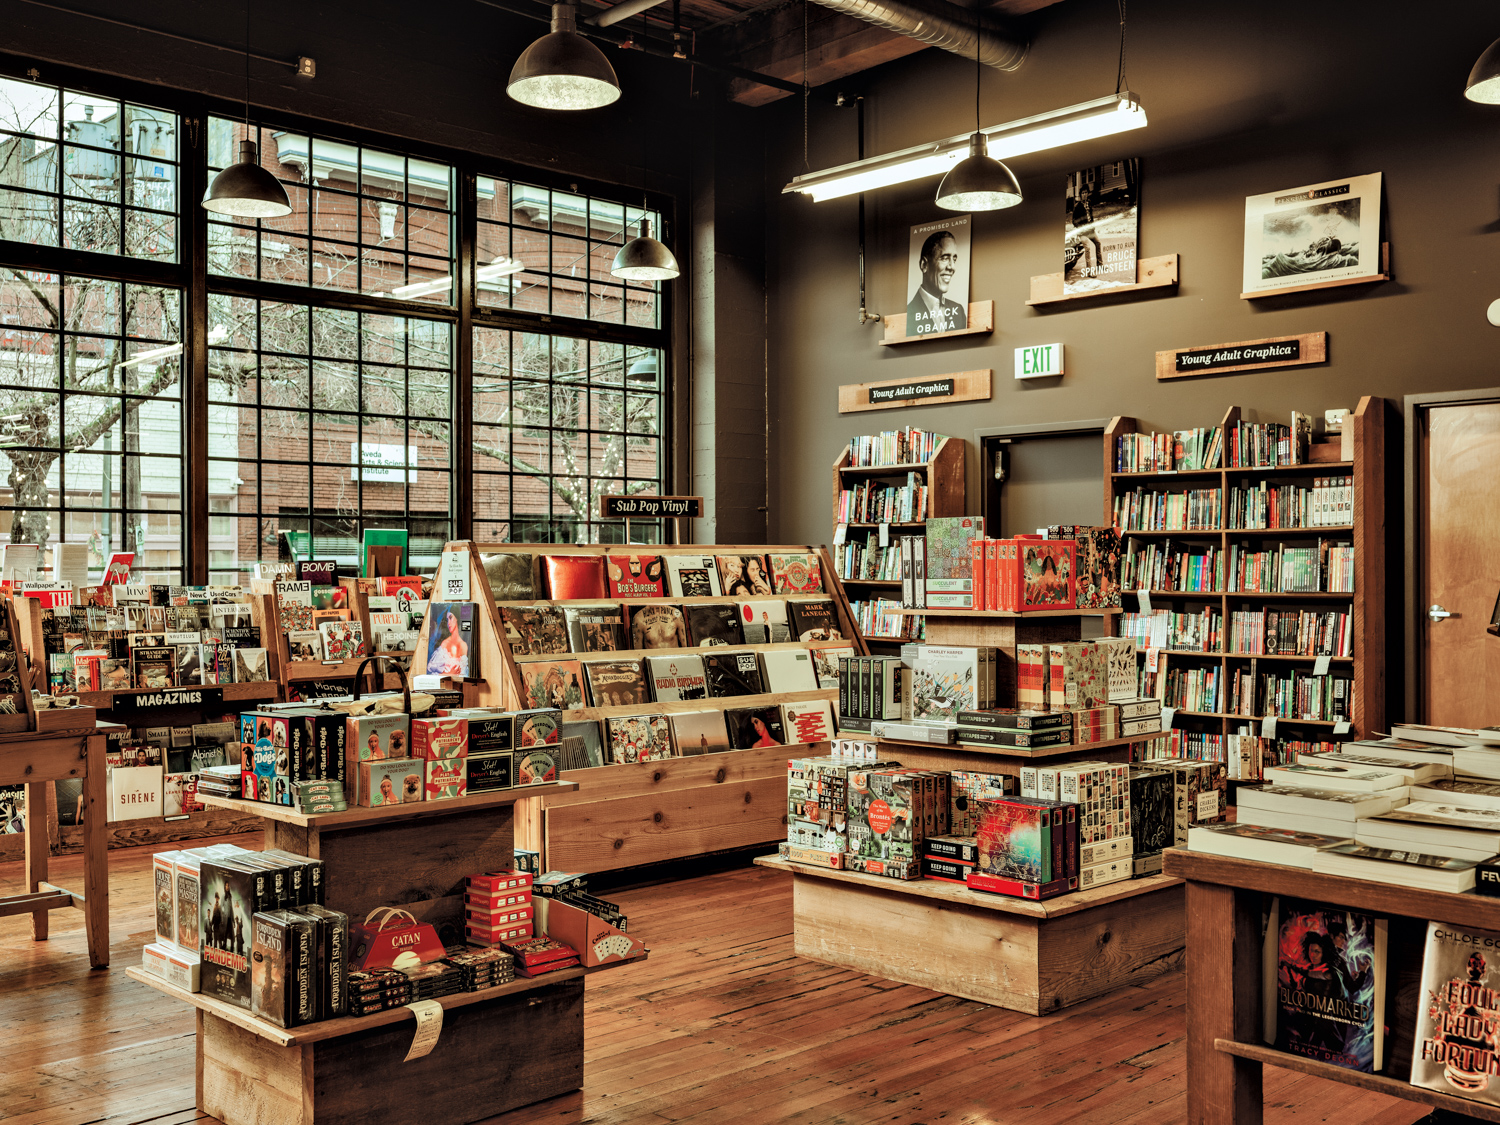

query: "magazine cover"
left=1411, top=921, right=1500, bottom=1104
left=1064, top=160, right=1140, bottom=295
left=716, top=555, right=774, bottom=597
left=664, top=555, right=723, bottom=598
left=519, top=659, right=586, bottom=711
left=627, top=603, right=688, bottom=649
left=273, top=581, right=313, bottom=632
left=606, top=714, right=673, bottom=764
left=906, top=216, right=971, bottom=336
left=685, top=603, right=743, bottom=647
left=1265, top=896, right=1386, bottom=1072
left=606, top=555, right=667, bottom=599
left=425, top=602, right=474, bottom=676
left=767, top=553, right=823, bottom=595
left=582, top=659, right=649, bottom=707
left=1243, top=173, right=1383, bottom=297
left=319, top=619, right=367, bottom=662
left=1021, top=541, right=1076, bottom=611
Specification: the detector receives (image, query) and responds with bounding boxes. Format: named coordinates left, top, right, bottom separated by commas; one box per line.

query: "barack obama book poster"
left=906, top=215, right=970, bottom=336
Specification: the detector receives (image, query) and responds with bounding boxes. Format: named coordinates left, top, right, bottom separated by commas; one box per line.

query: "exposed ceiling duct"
left=804, top=0, right=1028, bottom=71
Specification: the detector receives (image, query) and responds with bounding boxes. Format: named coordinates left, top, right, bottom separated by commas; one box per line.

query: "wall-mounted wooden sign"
left=1156, top=332, right=1327, bottom=381
left=838, top=369, right=991, bottom=414
left=599, top=495, right=704, bottom=519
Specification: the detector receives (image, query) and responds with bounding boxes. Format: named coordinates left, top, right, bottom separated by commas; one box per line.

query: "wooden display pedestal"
left=194, top=978, right=582, bottom=1125
left=757, top=857, right=1183, bottom=1015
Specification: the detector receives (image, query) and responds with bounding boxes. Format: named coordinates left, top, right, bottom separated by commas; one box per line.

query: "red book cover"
left=969, top=540, right=986, bottom=613
left=984, top=540, right=999, bottom=611
left=542, top=556, right=608, bottom=600
left=606, top=555, right=666, bottom=598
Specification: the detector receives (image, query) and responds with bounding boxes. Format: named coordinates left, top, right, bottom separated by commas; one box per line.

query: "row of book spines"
left=1163, top=666, right=1223, bottom=714
left=848, top=600, right=923, bottom=640
left=1121, top=544, right=1224, bottom=592
left=1114, top=422, right=1311, bottom=472
left=1122, top=540, right=1355, bottom=593
left=1121, top=609, right=1352, bottom=658
left=846, top=430, right=946, bottom=468
left=1235, top=670, right=1355, bottom=721
left=1113, top=488, right=1223, bottom=532
left=837, top=657, right=907, bottom=721
left=836, top=480, right=927, bottom=524
left=833, top=541, right=901, bottom=582
left=1226, top=478, right=1353, bottom=528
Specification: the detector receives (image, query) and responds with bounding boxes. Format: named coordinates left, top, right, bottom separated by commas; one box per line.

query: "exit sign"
left=1015, top=343, right=1063, bottom=380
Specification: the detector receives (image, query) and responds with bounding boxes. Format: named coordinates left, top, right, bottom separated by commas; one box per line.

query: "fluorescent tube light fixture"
left=784, top=92, right=1146, bottom=203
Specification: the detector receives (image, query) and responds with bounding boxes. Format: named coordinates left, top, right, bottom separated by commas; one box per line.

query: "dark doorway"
left=977, top=420, right=1110, bottom=537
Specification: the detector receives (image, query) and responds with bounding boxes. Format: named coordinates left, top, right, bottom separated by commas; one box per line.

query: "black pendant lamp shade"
left=936, top=132, right=1022, bottom=212
left=611, top=218, right=679, bottom=281
left=508, top=3, right=622, bottom=111
left=1467, top=37, right=1500, bottom=103
left=203, top=138, right=293, bottom=218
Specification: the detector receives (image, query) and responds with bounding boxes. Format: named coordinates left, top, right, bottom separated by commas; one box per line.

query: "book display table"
left=755, top=855, right=1183, bottom=1015
left=0, top=721, right=124, bottom=967
left=1164, top=847, right=1500, bottom=1124
left=147, top=782, right=652, bottom=1125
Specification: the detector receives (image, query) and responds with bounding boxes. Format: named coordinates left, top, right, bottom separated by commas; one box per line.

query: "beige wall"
left=765, top=0, right=1500, bottom=547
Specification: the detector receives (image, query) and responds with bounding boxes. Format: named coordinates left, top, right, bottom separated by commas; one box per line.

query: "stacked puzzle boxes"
left=1022, top=760, right=1133, bottom=888
left=464, top=869, right=535, bottom=947
left=845, top=767, right=950, bottom=880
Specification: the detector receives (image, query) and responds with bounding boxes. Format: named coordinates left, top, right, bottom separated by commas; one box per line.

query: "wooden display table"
left=755, top=855, right=1183, bottom=1015
left=128, top=953, right=647, bottom=1125
left=197, top=784, right=574, bottom=935
left=0, top=721, right=123, bottom=967
left=1164, top=847, right=1500, bottom=1124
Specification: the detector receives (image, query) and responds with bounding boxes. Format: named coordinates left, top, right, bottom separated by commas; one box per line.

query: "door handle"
left=1429, top=604, right=1453, bottom=622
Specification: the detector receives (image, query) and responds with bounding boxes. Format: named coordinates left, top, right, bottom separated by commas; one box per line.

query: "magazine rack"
left=423, top=540, right=867, bottom=873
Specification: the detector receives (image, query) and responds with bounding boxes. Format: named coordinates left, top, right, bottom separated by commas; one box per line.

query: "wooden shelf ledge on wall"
left=1240, top=243, right=1391, bottom=300
left=1027, top=254, right=1180, bottom=307
left=880, top=301, right=993, bottom=346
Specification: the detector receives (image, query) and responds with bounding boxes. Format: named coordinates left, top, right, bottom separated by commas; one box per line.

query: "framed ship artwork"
left=1242, top=173, right=1383, bottom=297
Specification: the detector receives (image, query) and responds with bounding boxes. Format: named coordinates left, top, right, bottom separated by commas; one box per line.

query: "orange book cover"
left=542, top=555, right=607, bottom=600
left=983, top=540, right=999, bottom=611
left=970, top=540, right=986, bottom=614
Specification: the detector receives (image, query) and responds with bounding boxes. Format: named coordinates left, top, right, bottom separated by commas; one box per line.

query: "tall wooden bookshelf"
left=831, top=435, right=966, bottom=648
left=1104, top=396, right=1389, bottom=763
left=422, top=541, right=867, bottom=875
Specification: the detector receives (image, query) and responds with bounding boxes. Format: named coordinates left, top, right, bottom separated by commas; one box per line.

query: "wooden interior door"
left=1418, top=400, right=1500, bottom=726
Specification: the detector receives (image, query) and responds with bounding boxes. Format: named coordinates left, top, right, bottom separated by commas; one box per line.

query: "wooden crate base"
left=198, top=978, right=584, bottom=1125
left=787, top=871, right=1184, bottom=1015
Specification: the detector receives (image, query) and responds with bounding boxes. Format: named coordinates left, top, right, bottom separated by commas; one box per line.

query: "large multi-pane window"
left=0, top=68, right=671, bottom=579
left=208, top=297, right=455, bottom=581
left=473, top=328, right=662, bottom=544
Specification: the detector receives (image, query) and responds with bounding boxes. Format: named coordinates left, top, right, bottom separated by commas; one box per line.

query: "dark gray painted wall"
left=765, top=0, right=1500, bottom=549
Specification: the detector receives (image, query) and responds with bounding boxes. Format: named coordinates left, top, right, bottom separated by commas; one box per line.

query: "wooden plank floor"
left=1, top=837, right=1428, bottom=1125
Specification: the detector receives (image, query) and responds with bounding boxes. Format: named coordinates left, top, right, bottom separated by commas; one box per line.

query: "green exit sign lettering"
left=1015, top=343, right=1063, bottom=380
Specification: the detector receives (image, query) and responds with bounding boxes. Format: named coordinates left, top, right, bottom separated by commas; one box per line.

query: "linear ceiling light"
left=784, top=92, right=1146, bottom=203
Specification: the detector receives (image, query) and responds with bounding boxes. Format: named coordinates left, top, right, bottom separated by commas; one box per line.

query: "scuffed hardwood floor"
left=1, top=837, right=1425, bottom=1125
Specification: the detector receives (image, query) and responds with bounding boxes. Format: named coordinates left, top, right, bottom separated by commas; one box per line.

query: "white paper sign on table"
left=879, top=523, right=890, bottom=547
left=403, top=999, right=444, bottom=1061
left=436, top=550, right=470, bottom=601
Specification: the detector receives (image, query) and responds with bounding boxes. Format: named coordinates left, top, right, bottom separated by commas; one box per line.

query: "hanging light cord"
left=1115, top=0, right=1128, bottom=95
left=974, top=0, right=981, bottom=133
left=802, top=0, right=810, bottom=170
left=243, top=0, right=251, bottom=126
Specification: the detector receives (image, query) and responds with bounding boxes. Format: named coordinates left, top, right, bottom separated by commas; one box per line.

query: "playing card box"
left=532, top=871, right=587, bottom=898
left=466, top=753, right=514, bottom=793
left=142, top=942, right=201, bottom=992
left=465, top=903, right=535, bottom=928
left=544, top=899, right=646, bottom=967
left=465, top=889, right=530, bottom=910
left=467, top=921, right=533, bottom=947
left=499, top=935, right=578, bottom=969
left=467, top=870, right=534, bottom=895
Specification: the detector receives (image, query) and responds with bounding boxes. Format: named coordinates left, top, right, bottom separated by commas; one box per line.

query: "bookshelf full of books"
left=430, top=540, right=867, bottom=876
left=831, top=430, right=966, bottom=648
left=1106, top=398, right=1390, bottom=782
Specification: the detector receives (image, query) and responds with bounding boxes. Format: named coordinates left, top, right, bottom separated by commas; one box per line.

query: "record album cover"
left=704, top=651, right=765, bottom=697
left=725, top=705, right=786, bottom=749
left=665, top=555, right=722, bottom=598
left=606, top=555, right=667, bottom=599
left=562, top=603, right=626, bottom=653
left=606, top=714, right=673, bottom=764
left=627, top=603, right=688, bottom=650
left=582, top=659, right=649, bottom=707
left=519, top=659, right=586, bottom=711
left=500, top=605, right=569, bottom=656
left=768, top=553, right=823, bottom=595
left=716, top=555, right=774, bottom=598
left=685, top=603, right=743, bottom=647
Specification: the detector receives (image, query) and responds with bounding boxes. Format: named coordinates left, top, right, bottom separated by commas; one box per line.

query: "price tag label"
left=1161, top=706, right=1176, bottom=729
left=1146, top=647, right=1161, bottom=673
left=879, top=523, right=890, bottom=547
left=436, top=550, right=470, bottom=601
left=1136, top=589, right=1153, bottom=615
left=834, top=523, right=848, bottom=546
left=1261, top=716, right=1278, bottom=739
left=403, top=999, right=444, bottom=1061
left=1313, top=655, right=1331, bottom=676
left=1333, top=720, right=1352, bottom=735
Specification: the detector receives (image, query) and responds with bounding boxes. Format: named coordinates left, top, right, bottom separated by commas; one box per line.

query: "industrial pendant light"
left=508, top=2, right=621, bottom=111
left=611, top=212, right=679, bottom=281
left=936, top=8, right=1022, bottom=212
left=202, top=2, right=292, bottom=218
left=1466, top=37, right=1500, bottom=103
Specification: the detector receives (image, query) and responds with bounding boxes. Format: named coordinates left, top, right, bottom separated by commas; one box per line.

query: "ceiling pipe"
left=589, top=0, right=669, bottom=28
left=806, top=0, right=1027, bottom=71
